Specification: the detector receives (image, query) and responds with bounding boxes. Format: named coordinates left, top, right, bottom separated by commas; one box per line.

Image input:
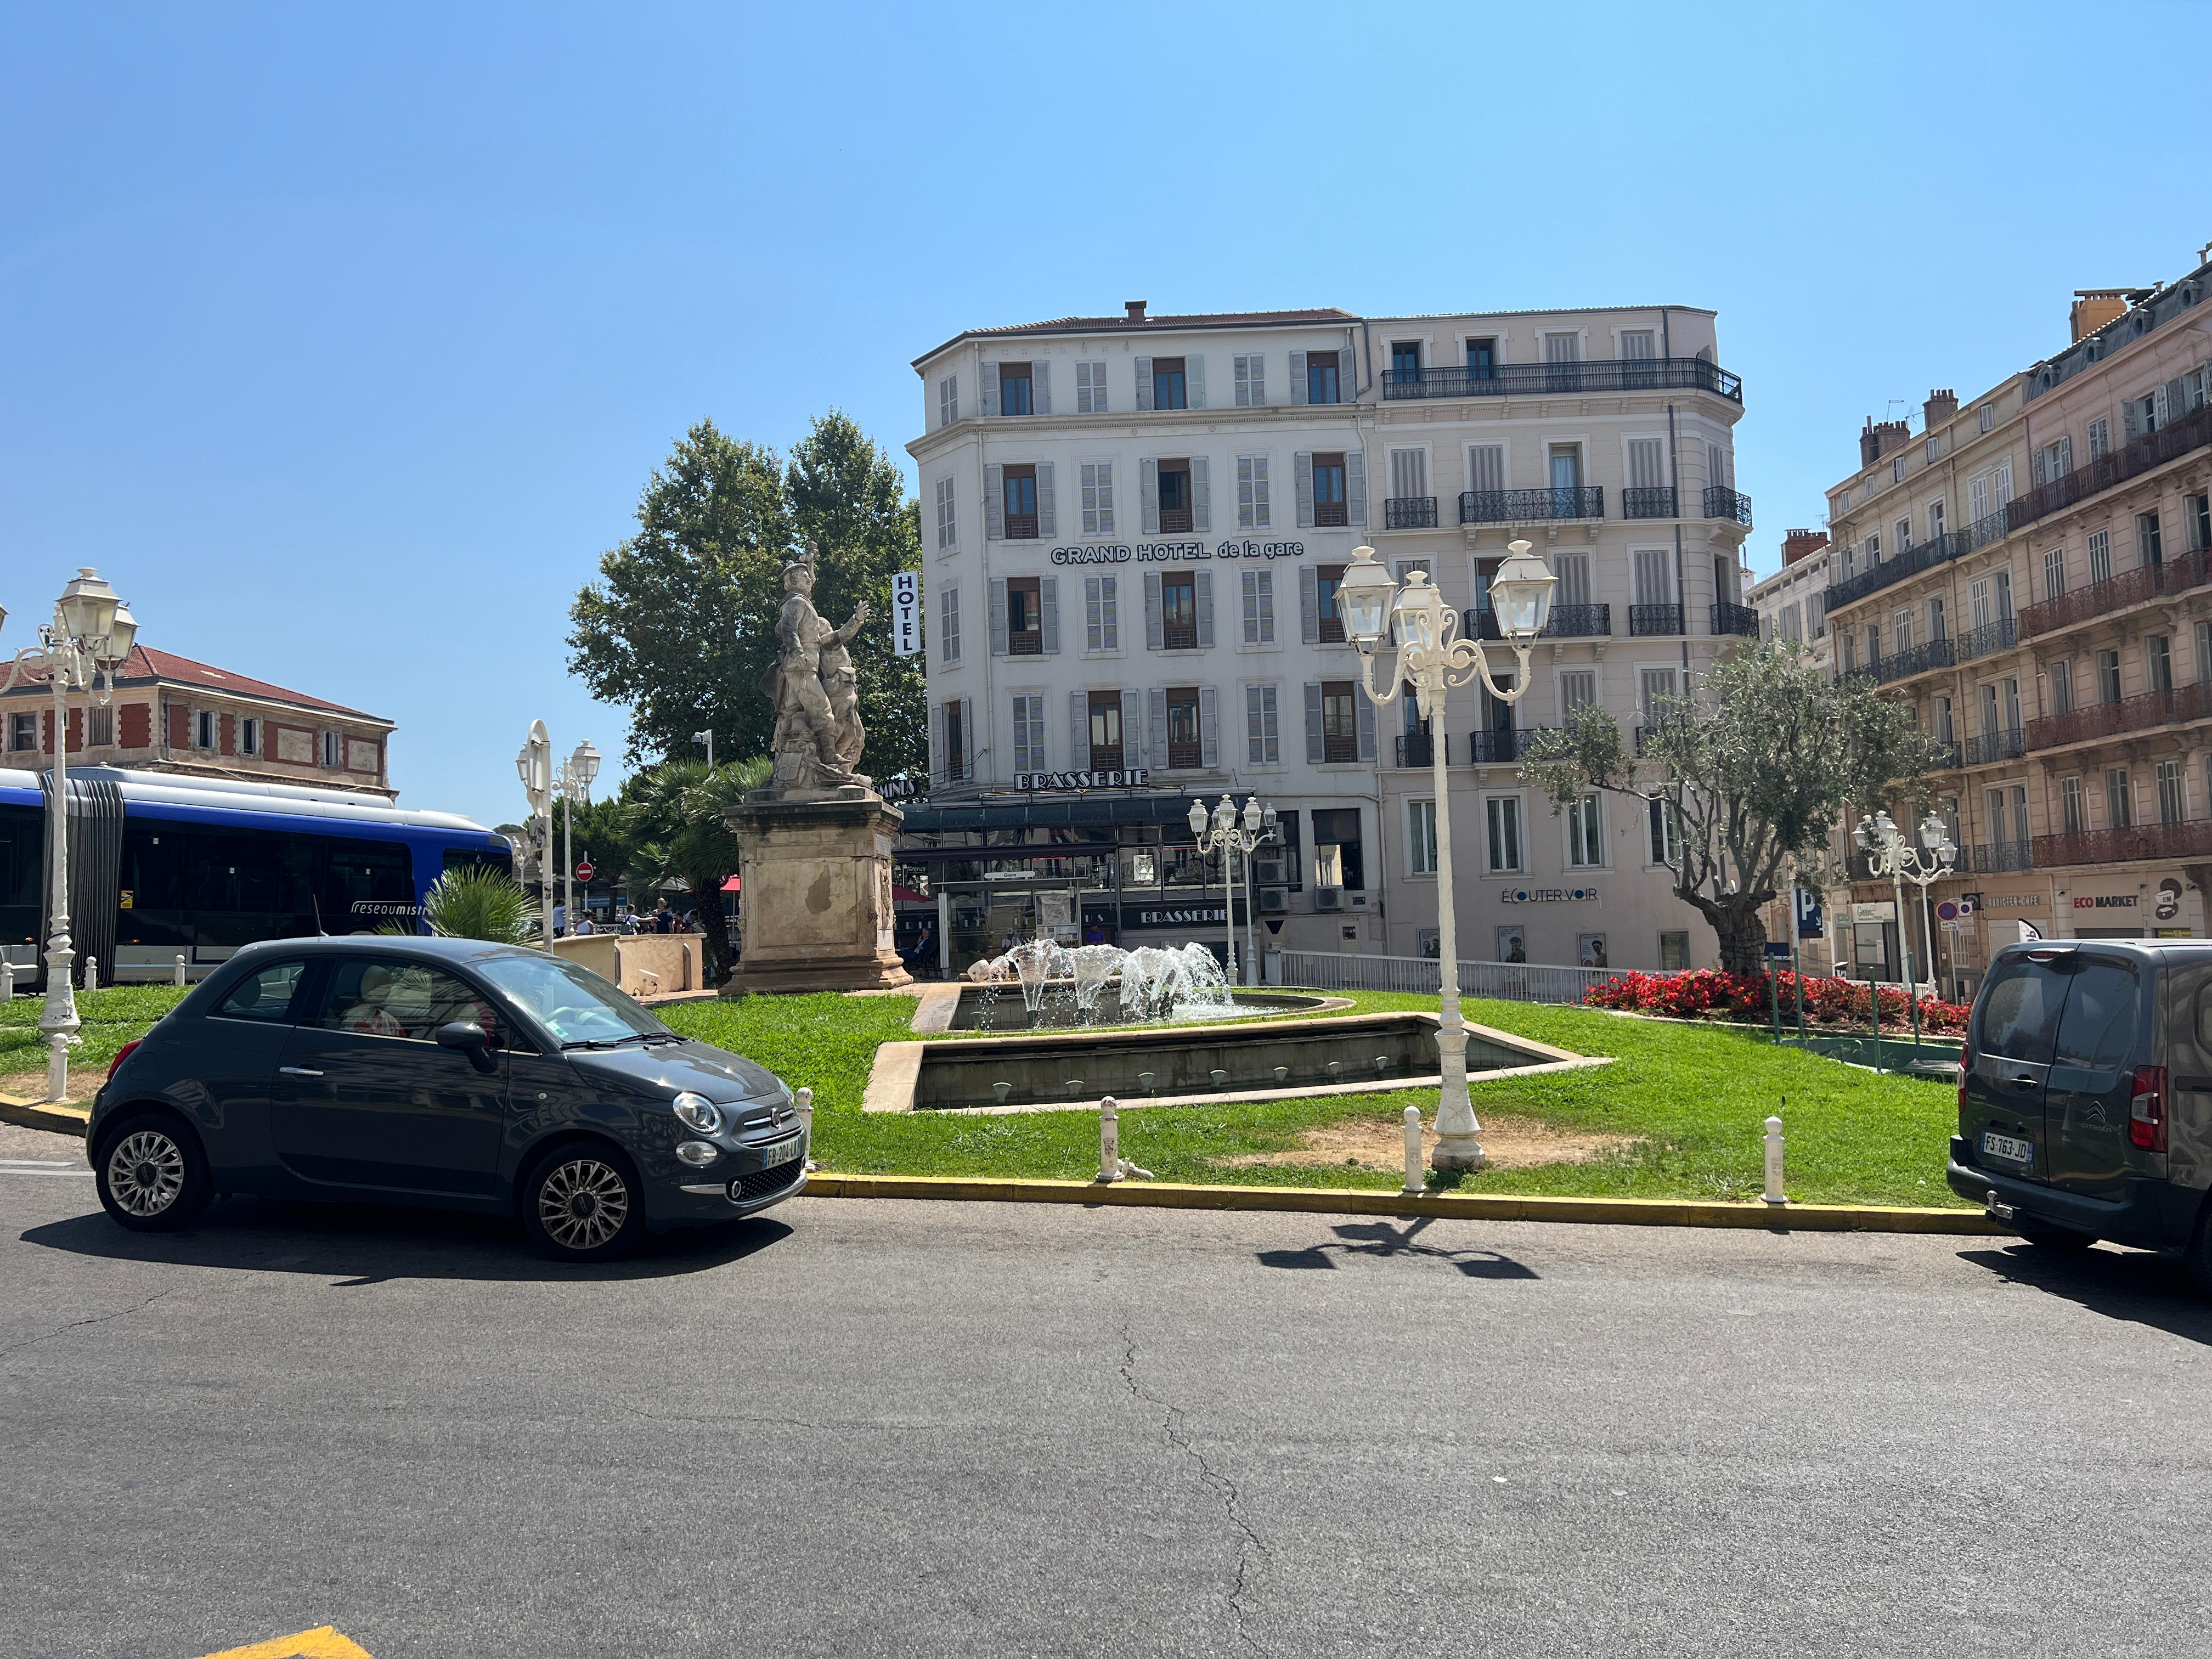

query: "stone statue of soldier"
left=765, top=541, right=870, bottom=793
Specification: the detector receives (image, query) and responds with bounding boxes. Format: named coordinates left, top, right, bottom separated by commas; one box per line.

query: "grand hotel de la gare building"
left=899, top=300, right=1756, bottom=977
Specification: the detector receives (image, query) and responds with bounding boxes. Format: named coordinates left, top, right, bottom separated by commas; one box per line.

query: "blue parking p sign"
left=1793, top=888, right=1824, bottom=939
left=1763, top=941, right=1792, bottom=961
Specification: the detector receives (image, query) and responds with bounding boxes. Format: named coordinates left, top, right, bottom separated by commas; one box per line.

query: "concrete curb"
left=0, top=1096, right=91, bottom=1136
left=803, top=1173, right=2004, bottom=1234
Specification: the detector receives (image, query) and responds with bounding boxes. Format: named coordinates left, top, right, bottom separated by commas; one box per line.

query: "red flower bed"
left=1582, top=967, right=1968, bottom=1034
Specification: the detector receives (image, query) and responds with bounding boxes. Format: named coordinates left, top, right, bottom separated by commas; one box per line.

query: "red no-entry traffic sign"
left=575, top=861, right=595, bottom=882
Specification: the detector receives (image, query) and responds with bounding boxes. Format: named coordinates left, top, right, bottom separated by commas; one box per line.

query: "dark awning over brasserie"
left=898, top=793, right=1199, bottom=834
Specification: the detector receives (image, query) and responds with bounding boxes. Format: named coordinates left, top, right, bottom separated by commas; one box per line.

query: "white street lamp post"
left=1, top=569, right=138, bottom=1101
left=693, top=729, right=714, bottom=772
left=563, top=739, right=601, bottom=935
left=1853, top=808, right=1956, bottom=1043
left=1339, top=539, right=1555, bottom=1171
left=516, top=721, right=554, bottom=951
left=1189, top=794, right=1273, bottom=989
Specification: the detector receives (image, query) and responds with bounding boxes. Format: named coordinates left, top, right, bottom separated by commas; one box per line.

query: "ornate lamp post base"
left=1428, top=1022, right=1488, bottom=1170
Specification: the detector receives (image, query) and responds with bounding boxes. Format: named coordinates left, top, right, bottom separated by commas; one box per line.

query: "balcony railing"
left=1622, top=487, right=1678, bottom=520
left=1314, top=503, right=1348, bottom=528
left=2034, top=817, right=2212, bottom=868
left=2017, top=548, right=2212, bottom=639
left=1711, top=601, right=1759, bottom=638
left=2006, top=402, right=2212, bottom=535
left=1395, top=732, right=1438, bottom=767
left=1929, top=740, right=1963, bottom=770
left=1384, top=496, right=1438, bottom=530
left=1701, top=486, right=1753, bottom=526
left=2024, top=680, right=2212, bottom=751
left=1968, top=840, right=2035, bottom=874
left=1321, top=735, right=1358, bottom=763
left=1463, top=603, right=1611, bottom=642
left=1872, top=637, right=1953, bottom=684
left=1008, top=629, right=1043, bottom=656
left=1822, top=511, right=2008, bottom=613
left=1953, top=617, right=2017, bottom=663
left=1962, top=727, right=2025, bottom=766
left=1161, top=622, right=1198, bottom=650
left=1159, top=507, right=1193, bottom=534
left=1628, top=603, right=1684, bottom=637
left=1381, top=358, right=1743, bottom=402
left=1166, top=741, right=1203, bottom=770
left=1465, top=728, right=1555, bottom=764
left=1003, top=512, right=1039, bottom=540
left=1459, top=487, right=1604, bottom=524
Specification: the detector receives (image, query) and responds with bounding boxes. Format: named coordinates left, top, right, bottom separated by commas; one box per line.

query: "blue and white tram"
left=0, top=766, right=512, bottom=984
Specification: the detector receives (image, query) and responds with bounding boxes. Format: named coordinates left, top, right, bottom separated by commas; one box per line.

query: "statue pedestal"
left=720, top=794, right=912, bottom=996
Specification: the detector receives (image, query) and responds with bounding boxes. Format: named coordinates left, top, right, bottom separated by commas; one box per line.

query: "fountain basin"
left=945, top=984, right=1332, bottom=1030
left=862, top=1011, right=1602, bottom=1114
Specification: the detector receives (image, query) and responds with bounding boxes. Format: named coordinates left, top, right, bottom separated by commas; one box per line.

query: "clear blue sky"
left=5, top=1, right=2206, bottom=828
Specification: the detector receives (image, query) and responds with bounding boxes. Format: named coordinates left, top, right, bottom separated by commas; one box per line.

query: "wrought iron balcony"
left=1702, top=487, right=1753, bottom=526
left=1622, top=487, right=1678, bottom=520
left=1628, top=603, right=1684, bottom=637
left=1008, top=628, right=1044, bottom=656
left=1962, top=727, right=2025, bottom=766
left=1822, top=511, right=2009, bottom=614
left=1968, top=840, right=2035, bottom=874
left=1465, top=728, right=1554, bottom=764
left=1003, top=512, right=1040, bottom=540
left=1384, top=496, right=1438, bottom=530
left=1395, top=732, right=1438, bottom=767
left=1382, top=357, right=1743, bottom=402
left=2034, top=817, right=2212, bottom=868
left=1711, top=601, right=1759, bottom=638
left=1953, top=617, right=2017, bottom=663
left=1930, top=740, right=1963, bottom=770
left=1158, top=507, right=1193, bottom=534
left=1313, top=503, right=1348, bottom=528
left=2024, top=680, right=2212, bottom=750
left=1463, top=603, right=1611, bottom=642
left=1872, top=637, right=1953, bottom=684
left=2017, top=548, right=2212, bottom=639
left=2006, top=402, right=2212, bottom=536
left=1459, top=487, right=1604, bottom=524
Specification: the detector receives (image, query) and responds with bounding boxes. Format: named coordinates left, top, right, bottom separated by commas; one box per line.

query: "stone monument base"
left=721, top=793, right=912, bottom=996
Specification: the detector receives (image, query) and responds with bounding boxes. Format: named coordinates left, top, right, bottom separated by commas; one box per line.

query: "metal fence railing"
left=1271, top=949, right=1632, bottom=1006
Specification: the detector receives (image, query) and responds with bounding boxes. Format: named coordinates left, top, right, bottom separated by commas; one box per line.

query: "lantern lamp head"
left=1187, top=800, right=1209, bottom=837
left=1336, top=546, right=1395, bottom=648
left=1487, top=538, right=1558, bottom=643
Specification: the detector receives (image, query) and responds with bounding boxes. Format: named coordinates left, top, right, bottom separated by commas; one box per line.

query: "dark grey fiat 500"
left=86, top=937, right=809, bottom=1261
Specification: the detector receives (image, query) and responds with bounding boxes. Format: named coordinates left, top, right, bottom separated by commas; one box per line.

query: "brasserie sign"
left=1048, top=539, right=1309, bottom=567
left=1013, top=768, right=1152, bottom=792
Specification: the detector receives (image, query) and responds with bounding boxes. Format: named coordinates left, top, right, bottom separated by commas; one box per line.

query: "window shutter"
left=1122, top=691, right=1142, bottom=769
left=1199, top=686, right=1219, bottom=767
left=1252, top=455, right=1271, bottom=527
left=1089, top=361, right=1107, bottom=414
left=1246, top=685, right=1265, bottom=763
left=1191, top=455, right=1210, bottom=533
left=1289, top=351, right=1308, bottom=405
left=1135, top=356, right=1153, bottom=411
left=1304, top=682, right=1324, bottom=763
left=1186, top=354, right=1205, bottom=409
left=1032, top=360, right=1051, bottom=415
left=1237, top=456, right=1255, bottom=529
left=1145, top=571, right=1165, bottom=650
left=1148, top=688, right=1169, bottom=769
left=985, top=464, right=1004, bottom=539
left=1256, top=570, right=1274, bottom=642
left=1469, top=444, right=1504, bottom=493
left=2032, top=447, right=2049, bottom=487
left=1248, top=353, right=1263, bottom=407
left=1300, top=562, right=1319, bottom=643
left=1234, top=355, right=1251, bottom=408
left=2124, top=398, right=2142, bottom=442
left=1242, top=569, right=1259, bottom=641
left=1070, top=691, right=1090, bottom=771
left=990, top=578, right=1009, bottom=656
left=1075, top=360, right=1092, bottom=414
left=981, top=362, right=1000, bottom=418
left=1141, top=458, right=1160, bottom=534
left=929, top=702, right=944, bottom=780
left=1194, top=570, right=1214, bottom=647
left=2058, top=435, right=2073, bottom=474
left=1100, top=575, right=1119, bottom=648
left=961, top=698, right=975, bottom=778
left=1036, top=461, right=1056, bottom=539
left=1355, top=695, right=1377, bottom=761
left=1096, top=460, right=1114, bottom=534
left=1040, top=575, right=1059, bottom=654
left=1295, top=452, right=1315, bottom=527
left=1085, top=574, right=1102, bottom=649
left=1346, top=449, right=1367, bottom=526
left=1706, top=441, right=1727, bottom=491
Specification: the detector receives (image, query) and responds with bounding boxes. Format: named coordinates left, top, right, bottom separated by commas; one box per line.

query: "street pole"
left=43, top=655, right=74, bottom=1099
left=1894, top=864, right=1919, bottom=1049
left=562, top=777, right=574, bottom=939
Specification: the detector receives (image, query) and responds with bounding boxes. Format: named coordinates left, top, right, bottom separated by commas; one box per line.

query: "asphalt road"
left=4, top=1122, right=2211, bottom=1659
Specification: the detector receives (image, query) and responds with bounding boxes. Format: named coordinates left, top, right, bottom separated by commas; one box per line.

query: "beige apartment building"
left=1821, top=247, right=2212, bottom=994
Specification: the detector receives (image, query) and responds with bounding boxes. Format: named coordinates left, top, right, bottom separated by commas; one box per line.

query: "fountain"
left=960, top=939, right=1253, bottom=1030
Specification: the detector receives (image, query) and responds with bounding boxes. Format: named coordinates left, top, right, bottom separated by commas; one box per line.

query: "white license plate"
left=1982, top=1131, right=2034, bottom=1165
left=758, top=1135, right=804, bottom=1169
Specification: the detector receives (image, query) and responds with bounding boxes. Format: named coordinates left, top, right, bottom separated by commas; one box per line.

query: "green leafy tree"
left=566, top=413, right=925, bottom=783
left=625, top=757, right=770, bottom=984
left=551, top=793, right=642, bottom=910
left=1519, top=642, right=1946, bottom=974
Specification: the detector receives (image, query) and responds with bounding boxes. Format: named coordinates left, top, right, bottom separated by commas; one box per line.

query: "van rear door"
left=1962, top=951, right=2069, bottom=1183
left=2042, top=952, right=2154, bottom=1201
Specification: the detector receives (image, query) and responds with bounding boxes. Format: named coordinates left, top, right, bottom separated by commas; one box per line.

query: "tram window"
left=443, top=846, right=513, bottom=878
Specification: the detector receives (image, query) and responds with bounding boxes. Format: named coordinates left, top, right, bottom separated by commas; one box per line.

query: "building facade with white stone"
left=902, top=301, right=1753, bottom=975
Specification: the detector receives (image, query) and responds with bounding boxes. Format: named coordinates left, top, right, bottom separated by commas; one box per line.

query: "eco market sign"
left=1048, top=539, right=1310, bottom=567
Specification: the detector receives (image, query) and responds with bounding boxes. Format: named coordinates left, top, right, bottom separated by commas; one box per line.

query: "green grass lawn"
left=0, top=984, right=191, bottom=1097
left=658, top=990, right=1970, bottom=1209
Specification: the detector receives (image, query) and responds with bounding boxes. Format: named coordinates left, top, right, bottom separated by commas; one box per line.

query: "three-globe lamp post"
left=1189, top=794, right=1276, bottom=988
left=1337, top=538, right=1556, bottom=1172
left=516, top=721, right=555, bottom=951
left=1853, top=808, right=1956, bottom=1044
left=0, top=569, right=139, bottom=1101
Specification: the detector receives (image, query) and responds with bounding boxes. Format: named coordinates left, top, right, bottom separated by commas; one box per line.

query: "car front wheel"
left=94, top=1114, right=214, bottom=1232
left=520, top=1144, right=644, bottom=1262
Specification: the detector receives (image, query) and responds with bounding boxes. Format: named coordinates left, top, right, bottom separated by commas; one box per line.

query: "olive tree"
left=1519, top=642, right=1946, bottom=974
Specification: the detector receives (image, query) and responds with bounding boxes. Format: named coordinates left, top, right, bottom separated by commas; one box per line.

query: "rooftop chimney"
left=1923, top=388, right=1957, bottom=428
left=1125, top=300, right=1147, bottom=323
left=2070, top=289, right=2135, bottom=343
left=1782, top=529, right=1830, bottom=567
left=1859, top=417, right=1911, bottom=467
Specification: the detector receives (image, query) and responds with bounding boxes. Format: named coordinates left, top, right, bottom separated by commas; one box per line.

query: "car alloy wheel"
left=105, top=1128, right=187, bottom=1218
left=536, top=1157, right=632, bottom=1251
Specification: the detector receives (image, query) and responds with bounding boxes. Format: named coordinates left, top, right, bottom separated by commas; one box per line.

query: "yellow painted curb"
left=0, top=1096, right=89, bottom=1136
left=804, top=1173, right=2002, bottom=1235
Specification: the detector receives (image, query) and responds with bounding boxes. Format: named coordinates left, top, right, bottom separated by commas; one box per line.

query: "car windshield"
left=471, top=953, right=673, bottom=1047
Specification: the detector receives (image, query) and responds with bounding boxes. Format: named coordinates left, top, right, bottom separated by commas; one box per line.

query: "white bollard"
left=1099, top=1096, right=1120, bottom=1182
left=1, top=957, right=13, bottom=1001
left=794, top=1086, right=817, bottom=1171
left=1763, top=1115, right=1787, bottom=1206
left=1402, top=1104, right=1426, bottom=1195
left=172, top=954, right=187, bottom=986
left=83, top=955, right=98, bottom=992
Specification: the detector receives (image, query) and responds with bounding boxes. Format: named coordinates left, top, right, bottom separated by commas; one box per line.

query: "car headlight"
left=672, top=1092, right=723, bottom=1135
left=675, top=1140, right=720, bottom=1167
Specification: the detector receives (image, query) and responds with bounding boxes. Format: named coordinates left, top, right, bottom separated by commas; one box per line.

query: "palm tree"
left=627, top=757, right=768, bottom=983
left=411, top=865, right=541, bottom=945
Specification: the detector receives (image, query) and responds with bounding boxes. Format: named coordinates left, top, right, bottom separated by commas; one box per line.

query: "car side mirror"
left=435, top=1020, right=499, bottom=1074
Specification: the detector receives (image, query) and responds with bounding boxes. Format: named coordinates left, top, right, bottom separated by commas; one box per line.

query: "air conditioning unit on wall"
left=1259, top=889, right=1287, bottom=915
left=1315, top=887, right=1345, bottom=911
left=1254, top=859, right=1288, bottom=887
